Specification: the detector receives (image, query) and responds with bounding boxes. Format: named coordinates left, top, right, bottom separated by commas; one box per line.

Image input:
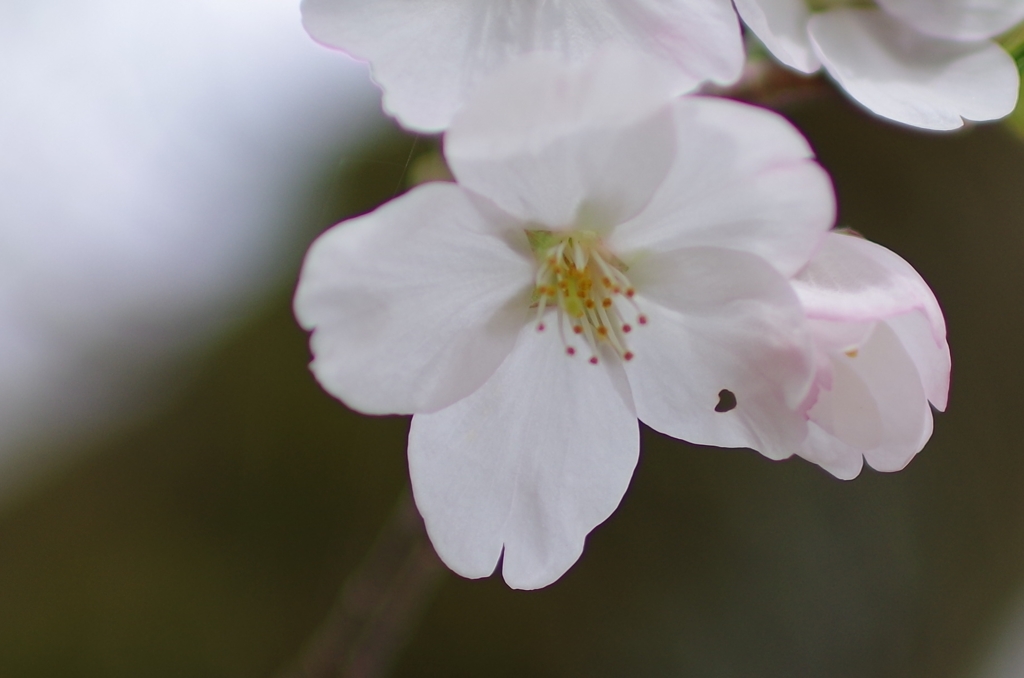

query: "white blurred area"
left=0, top=0, right=383, bottom=497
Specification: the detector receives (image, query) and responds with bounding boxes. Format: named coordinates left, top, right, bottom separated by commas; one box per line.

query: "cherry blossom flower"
left=735, top=0, right=1022, bottom=129
left=294, top=53, right=835, bottom=589
left=300, top=0, right=746, bottom=132
left=792, top=231, right=950, bottom=479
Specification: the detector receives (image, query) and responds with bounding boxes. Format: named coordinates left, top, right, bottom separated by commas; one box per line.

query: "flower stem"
left=278, top=490, right=446, bottom=678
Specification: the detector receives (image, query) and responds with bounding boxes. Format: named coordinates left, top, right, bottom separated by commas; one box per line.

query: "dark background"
left=2, top=92, right=1023, bottom=678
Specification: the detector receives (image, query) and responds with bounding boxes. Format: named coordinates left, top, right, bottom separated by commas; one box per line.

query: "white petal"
left=800, top=353, right=881, bottom=480
left=294, top=182, right=533, bottom=415
left=807, top=318, right=877, bottom=356
left=875, top=0, right=1024, bottom=41
left=887, top=310, right=951, bottom=411
left=792, top=232, right=947, bottom=350
left=802, top=322, right=933, bottom=477
left=806, top=348, right=885, bottom=452
left=625, top=247, right=815, bottom=461
left=409, top=321, right=639, bottom=590
left=302, top=0, right=744, bottom=132
left=602, top=96, right=835, bottom=278
left=808, top=9, right=1019, bottom=130
left=734, top=0, right=820, bottom=73
left=608, top=96, right=834, bottom=278
left=445, top=50, right=678, bottom=228
left=802, top=423, right=866, bottom=480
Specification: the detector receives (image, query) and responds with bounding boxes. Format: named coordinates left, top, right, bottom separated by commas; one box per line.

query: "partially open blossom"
left=300, top=0, right=745, bottom=131
left=792, top=231, right=950, bottom=479
left=735, top=0, right=1022, bottom=129
left=294, top=53, right=835, bottom=588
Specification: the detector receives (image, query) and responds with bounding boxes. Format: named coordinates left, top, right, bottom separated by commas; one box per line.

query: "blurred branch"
left=278, top=490, right=446, bottom=678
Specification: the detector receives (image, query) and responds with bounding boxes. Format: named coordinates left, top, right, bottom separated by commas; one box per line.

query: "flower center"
left=527, top=229, right=646, bottom=364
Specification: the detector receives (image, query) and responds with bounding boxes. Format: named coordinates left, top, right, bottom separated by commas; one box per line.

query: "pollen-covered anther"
left=528, top=230, right=642, bottom=363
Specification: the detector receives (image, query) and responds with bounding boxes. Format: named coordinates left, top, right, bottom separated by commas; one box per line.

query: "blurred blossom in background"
left=6, top=0, right=1024, bottom=676
left=0, top=0, right=380, bottom=496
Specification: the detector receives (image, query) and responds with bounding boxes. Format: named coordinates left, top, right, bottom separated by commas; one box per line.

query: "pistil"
left=527, top=230, right=645, bottom=364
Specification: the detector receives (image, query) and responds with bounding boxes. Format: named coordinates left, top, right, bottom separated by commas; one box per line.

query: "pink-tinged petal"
left=625, top=247, right=815, bottom=461
left=294, top=182, right=533, bottom=416
left=445, top=50, right=678, bottom=229
left=409, top=321, right=639, bottom=590
left=887, top=310, right=951, bottom=411
left=875, top=0, right=1024, bottom=41
left=808, top=9, right=1019, bottom=130
left=608, top=96, right=834, bottom=278
left=802, top=424, right=866, bottom=480
left=794, top=232, right=950, bottom=414
left=802, top=321, right=933, bottom=477
left=302, top=0, right=744, bottom=132
left=807, top=318, right=877, bottom=356
left=734, top=0, right=820, bottom=73
left=792, top=231, right=946, bottom=348
left=806, top=350, right=885, bottom=453
left=801, top=349, right=882, bottom=480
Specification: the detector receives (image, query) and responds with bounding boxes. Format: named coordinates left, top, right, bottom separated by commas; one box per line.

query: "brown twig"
left=704, top=59, right=832, bottom=110
left=278, top=490, right=446, bottom=678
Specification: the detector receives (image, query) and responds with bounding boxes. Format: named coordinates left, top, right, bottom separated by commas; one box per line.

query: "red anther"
left=638, top=315, right=648, bottom=325
left=622, top=324, right=632, bottom=333
left=573, top=325, right=583, bottom=334
left=626, top=288, right=636, bottom=298
left=566, top=347, right=576, bottom=356
left=624, top=352, right=634, bottom=361
left=537, top=323, right=545, bottom=332
left=589, top=356, right=599, bottom=365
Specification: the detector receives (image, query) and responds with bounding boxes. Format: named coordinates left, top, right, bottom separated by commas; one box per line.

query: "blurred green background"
left=3, top=92, right=1024, bottom=678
